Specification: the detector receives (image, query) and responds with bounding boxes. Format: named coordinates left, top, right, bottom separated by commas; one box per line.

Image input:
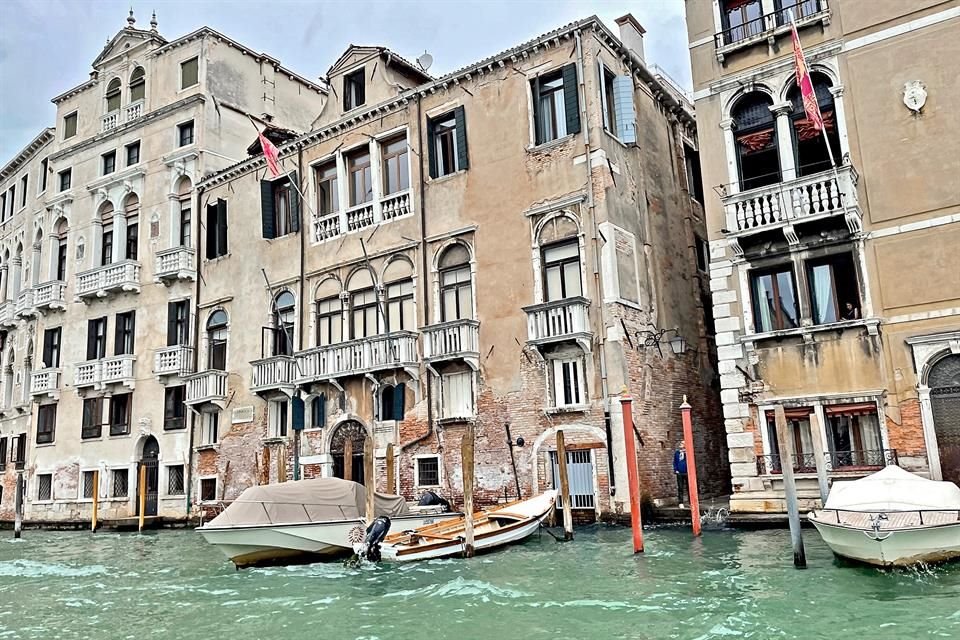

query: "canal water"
left=2, top=525, right=958, bottom=639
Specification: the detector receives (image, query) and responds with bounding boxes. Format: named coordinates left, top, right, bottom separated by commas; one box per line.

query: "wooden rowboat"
left=381, top=490, right=558, bottom=562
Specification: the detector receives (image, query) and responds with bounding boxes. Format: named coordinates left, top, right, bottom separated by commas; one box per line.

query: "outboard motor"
left=359, top=516, right=391, bottom=562
left=417, top=490, right=452, bottom=512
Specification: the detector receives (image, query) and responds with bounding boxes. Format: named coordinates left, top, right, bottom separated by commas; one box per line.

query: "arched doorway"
left=930, top=354, right=960, bottom=485
left=137, top=436, right=160, bottom=517
left=330, top=421, right=367, bottom=485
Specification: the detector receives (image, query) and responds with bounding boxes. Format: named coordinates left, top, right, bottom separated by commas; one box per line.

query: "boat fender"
left=360, top=516, right=392, bottom=563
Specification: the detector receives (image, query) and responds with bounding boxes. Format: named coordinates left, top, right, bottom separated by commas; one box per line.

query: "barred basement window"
left=416, top=457, right=440, bottom=487
left=168, top=465, right=185, bottom=495
left=82, top=470, right=95, bottom=499
left=113, top=469, right=128, bottom=498
left=200, top=477, right=217, bottom=502
left=37, top=474, right=52, bottom=501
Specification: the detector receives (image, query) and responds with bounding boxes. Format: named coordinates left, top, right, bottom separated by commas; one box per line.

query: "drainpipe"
left=293, top=146, right=307, bottom=481
left=185, top=183, right=205, bottom=517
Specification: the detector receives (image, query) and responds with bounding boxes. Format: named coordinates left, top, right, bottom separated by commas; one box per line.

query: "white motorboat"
left=197, top=478, right=460, bottom=568
left=380, top=490, right=558, bottom=562
left=808, top=466, right=960, bottom=567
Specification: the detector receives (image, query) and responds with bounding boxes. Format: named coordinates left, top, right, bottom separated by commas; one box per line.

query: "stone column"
left=369, top=138, right=383, bottom=224
left=918, top=387, right=943, bottom=480
left=829, top=85, right=849, bottom=161
left=769, top=101, right=796, bottom=182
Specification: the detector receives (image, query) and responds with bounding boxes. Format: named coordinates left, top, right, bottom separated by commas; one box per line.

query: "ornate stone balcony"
left=101, top=101, right=144, bottom=132
left=153, top=345, right=194, bottom=378
left=313, top=191, right=413, bottom=243
left=380, top=190, right=411, bottom=221
left=76, top=260, right=141, bottom=299
left=346, top=202, right=375, bottom=232
left=295, top=331, right=419, bottom=383
left=74, top=355, right=136, bottom=390
left=0, top=301, right=16, bottom=328
left=30, top=368, right=61, bottom=400
left=522, top=297, right=592, bottom=350
left=154, top=247, right=196, bottom=283
left=251, top=355, right=297, bottom=396
left=422, top=319, right=480, bottom=367
left=14, top=289, right=35, bottom=319
left=125, top=100, right=144, bottom=122
left=101, top=111, right=120, bottom=132
left=34, top=281, right=67, bottom=311
left=184, top=369, right=228, bottom=408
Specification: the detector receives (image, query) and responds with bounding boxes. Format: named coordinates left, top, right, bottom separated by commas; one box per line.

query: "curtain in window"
left=811, top=263, right=835, bottom=324
left=755, top=276, right=775, bottom=331
left=858, top=413, right=882, bottom=452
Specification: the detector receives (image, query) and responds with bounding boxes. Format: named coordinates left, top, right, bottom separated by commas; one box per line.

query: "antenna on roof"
left=416, top=51, right=433, bottom=72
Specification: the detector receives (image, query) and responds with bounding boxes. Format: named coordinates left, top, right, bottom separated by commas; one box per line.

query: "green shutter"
left=454, top=107, right=469, bottom=171
left=532, top=76, right=544, bottom=145
left=288, top=171, right=301, bottom=233
left=260, top=179, right=275, bottom=239
left=426, top=117, right=438, bottom=179
left=562, top=63, right=581, bottom=136
left=394, top=382, right=406, bottom=420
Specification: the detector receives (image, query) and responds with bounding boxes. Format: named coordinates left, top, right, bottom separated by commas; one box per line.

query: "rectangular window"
left=825, top=404, right=884, bottom=469
left=87, top=317, right=108, bottom=360
left=543, top=240, right=583, bottom=301
left=101, top=222, right=114, bottom=266
left=200, top=477, right=217, bottom=502
left=82, top=398, right=103, bottom=439
left=441, top=266, right=473, bottom=321
left=42, top=327, right=62, bottom=368
left=125, top=214, right=137, bottom=260
left=39, top=157, right=48, bottom=193
left=112, top=469, right=128, bottom=498
left=115, top=311, right=136, bottom=355
left=807, top=253, right=860, bottom=325
left=601, top=65, right=618, bottom=134
left=180, top=57, right=199, bottom=89
left=379, top=383, right=406, bottom=421
left=764, top=409, right=815, bottom=473
left=531, top=65, right=580, bottom=145
left=19, top=175, right=27, bottom=208
left=695, top=236, right=709, bottom=273
left=343, top=68, right=365, bottom=111
left=109, top=393, right=132, bottom=436
left=63, top=112, right=77, bottom=139
left=351, top=288, right=378, bottom=339
left=180, top=200, right=192, bottom=248
left=347, top=148, right=373, bottom=206
left=6, top=186, right=13, bottom=217
left=205, top=199, right=228, bottom=259
left=552, top=357, right=585, bottom=407
left=751, top=267, right=799, bottom=332
left=386, top=279, right=415, bottom=332
left=36, top=404, right=57, bottom=444
left=37, top=473, right=52, bottom=501
left=261, top=174, right=299, bottom=239
left=102, top=150, right=116, bottom=175
left=428, top=109, right=470, bottom=178
left=12, top=434, right=26, bottom=468
left=59, top=168, right=72, bottom=192
left=126, top=141, right=140, bottom=166
left=316, top=296, right=343, bottom=346
left=684, top=144, right=704, bottom=204
left=202, top=412, right=219, bottom=445
left=0, top=438, right=6, bottom=471
left=167, top=300, right=190, bottom=346
left=441, top=372, right=473, bottom=419
left=416, top=456, right=440, bottom=487
left=270, top=399, right=289, bottom=438
left=315, top=161, right=339, bottom=216
left=178, top=120, right=195, bottom=147
left=164, top=386, right=186, bottom=431
left=721, top=0, right=765, bottom=45
left=82, top=470, right=96, bottom=499
left=168, top=465, right=185, bottom=495
left=57, top=237, right=68, bottom=281
left=381, top=135, right=409, bottom=195
left=598, top=63, right=637, bottom=144
left=311, top=394, right=327, bottom=428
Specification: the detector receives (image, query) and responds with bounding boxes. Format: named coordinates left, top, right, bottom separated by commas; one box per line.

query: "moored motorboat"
left=808, top=466, right=960, bottom=567
left=381, top=490, right=558, bottom=562
left=197, top=477, right=460, bottom=568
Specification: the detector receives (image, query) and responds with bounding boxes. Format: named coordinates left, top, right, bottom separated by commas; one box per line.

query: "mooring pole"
left=385, top=443, right=396, bottom=495
left=342, top=438, right=352, bottom=483
left=138, top=464, right=147, bottom=533
left=809, top=412, right=830, bottom=506
left=91, top=470, right=100, bottom=532
left=364, top=435, right=375, bottom=523
left=462, top=422, right=476, bottom=557
left=619, top=391, right=644, bottom=553
left=14, top=473, right=24, bottom=539
left=774, top=404, right=806, bottom=568
left=556, top=430, right=574, bottom=541
left=680, top=396, right=701, bottom=537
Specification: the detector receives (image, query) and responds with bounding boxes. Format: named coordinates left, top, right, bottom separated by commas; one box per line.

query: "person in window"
left=673, top=441, right=688, bottom=508
left=842, top=302, right=861, bottom=321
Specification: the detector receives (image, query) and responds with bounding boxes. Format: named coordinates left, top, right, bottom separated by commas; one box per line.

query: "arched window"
left=123, top=194, right=139, bottom=261
left=787, top=73, right=841, bottom=178
left=438, top=244, right=473, bottom=321
left=207, top=310, right=228, bottom=370
left=732, top=92, right=779, bottom=191
left=272, top=291, right=296, bottom=356
left=378, top=382, right=406, bottom=421
left=98, top=201, right=115, bottom=266
left=55, top=219, right=69, bottom=281
left=383, top=259, right=415, bottom=332
left=315, top=278, right=342, bottom=347
left=129, top=67, right=145, bottom=103
left=176, top=177, right=192, bottom=248
left=106, top=78, right=122, bottom=113
left=11, top=244, right=23, bottom=299
left=347, top=269, right=378, bottom=339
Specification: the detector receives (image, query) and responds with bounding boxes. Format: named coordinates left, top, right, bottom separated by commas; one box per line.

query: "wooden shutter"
left=128, top=312, right=136, bottom=353
left=454, top=106, right=469, bottom=171
left=613, top=75, right=637, bottom=144
left=562, top=63, right=581, bottom=136
left=289, top=171, right=301, bottom=233
left=42, top=330, right=54, bottom=367
left=315, top=394, right=326, bottom=427
left=114, top=313, right=125, bottom=355
left=532, top=75, right=543, bottom=145
left=168, top=302, right=178, bottom=346
left=205, top=202, right=217, bottom=259
left=357, top=74, right=365, bottom=107
left=292, top=396, right=305, bottom=431
left=342, top=77, right=350, bottom=111
left=260, top=179, right=275, bottom=239
left=598, top=61, right=609, bottom=130
left=426, top=117, right=438, bottom=179
left=86, top=320, right=98, bottom=360
left=217, top=199, right=228, bottom=256
left=394, top=382, right=406, bottom=420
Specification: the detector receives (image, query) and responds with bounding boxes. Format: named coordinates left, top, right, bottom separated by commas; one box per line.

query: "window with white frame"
left=167, top=464, right=185, bottom=495
left=112, top=468, right=128, bottom=498
left=269, top=399, right=289, bottom=438
left=531, top=65, right=580, bottom=145
left=441, top=371, right=473, bottom=419
left=551, top=356, right=586, bottom=408
left=81, top=469, right=96, bottom=499
left=37, top=473, right=52, bottom=501
left=181, top=57, right=199, bottom=89
left=316, top=295, right=343, bottom=346
left=543, top=240, right=583, bottom=301
left=201, top=411, right=219, bottom=445
left=386, top=279, right=415, bottom=332
left=415, top=455, right=441, bottom=488
left=438, top=244, right=473, bottom=321
left=381, top=135, right=409, bottom=195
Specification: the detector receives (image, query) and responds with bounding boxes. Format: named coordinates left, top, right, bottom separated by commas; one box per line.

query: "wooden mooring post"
left=774, top=405, right=806, bottom=568
left=462, top=422, right=476, bottom=557
left=91, top=470, right=100, bottom=532
left=364, top=435, right=375, bottom=523
left=14, top=473, right=24, bottom=539
left=680, top=396, right=702, bottom=537
left=556, top=430, right=574, bottom=541
left=137, top=464, right=147, bottom=534
left=385, top=443, right=396, bottom=495
left=620, top=391, right=644, bottom=553
left=809, top=412, right=830, bottom=506
left=343, top=438, right=353, bottom=483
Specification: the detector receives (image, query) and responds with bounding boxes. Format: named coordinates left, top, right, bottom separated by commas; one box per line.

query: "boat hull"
left=810, top=519, right=960, bottom=567
left=381, top=512, right=549, bottom=562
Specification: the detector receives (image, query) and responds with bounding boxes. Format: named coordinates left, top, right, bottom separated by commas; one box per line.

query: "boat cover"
left=824, top=465, right=960, bottom=512
left=206, top=477, right=411, bottom=527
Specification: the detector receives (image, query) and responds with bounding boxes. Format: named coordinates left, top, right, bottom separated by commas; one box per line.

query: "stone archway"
left=329, top=420, right=367, bottom=485
left=929, top=354, right=960, bottom=485
left=137, top=435, right=160, bottom=517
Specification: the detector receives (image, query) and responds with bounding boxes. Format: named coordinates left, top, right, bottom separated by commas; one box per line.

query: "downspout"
left=294, top=145, right=306, bottom=481
left=185, top=182, right=205, bottom=517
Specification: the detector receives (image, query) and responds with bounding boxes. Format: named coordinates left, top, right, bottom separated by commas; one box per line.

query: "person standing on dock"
left=673, top=441, right=688, bottom=508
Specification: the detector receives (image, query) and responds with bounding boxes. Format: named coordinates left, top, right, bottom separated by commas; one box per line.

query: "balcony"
left=314, top=191, right=413, bottom=243
left=34, top=281, right=67, bottom=311
left=76, top=260, right=141, bottom=299
left=756, top=448, right=897, bottom=475
left=381, top=190, right=411, bottom=221
left=101, top=101, right=145, bottom=133
left=153, top=345, right=194, bottom=378
left=30, top=368, right=61, bottom=400
left=154, top=247, right=196, bottom=283
left=74, top=355, right=136, bottom=390
left=102, top=111, right=120, bottom=132
left=184, top=370, right=228, bottom=408
left=522, top=297, right=592, bottom=349
left=14, top=289, right=35, bottom=318
left=0, top=301, right=16, bottom=327
left=722, top=165, right=861, bottom=248
left=346, top=202, right=374, bottom=232
left=251, top=355, right=297, bottom=396
left=125, top=100, right=144, bottom=122
left=423, top=319, right=480, bottom=365
left=295, top=331, right=419, bottom=383
left=714, top=0, right=830, bottom=62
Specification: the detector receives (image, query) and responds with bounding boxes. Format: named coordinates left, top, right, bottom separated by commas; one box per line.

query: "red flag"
left=791, top=21, right=824, bottom=133
left=258, top=131, right=281, bottom=177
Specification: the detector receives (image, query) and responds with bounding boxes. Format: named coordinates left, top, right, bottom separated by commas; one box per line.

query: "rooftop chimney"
left=615, top=14, right=646, bottom=64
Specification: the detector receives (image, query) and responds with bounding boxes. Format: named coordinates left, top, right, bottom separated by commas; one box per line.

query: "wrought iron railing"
left=757, top=452, right=817, bottom=475
left=758, top=448, right=898, bottom=475
left=714, top=1, right=828, bottom=49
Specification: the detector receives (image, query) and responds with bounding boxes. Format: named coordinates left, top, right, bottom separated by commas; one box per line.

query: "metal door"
left=138, top=437, right=160, bottom=516
left=930, top=355, right=960, bottom=485
left=550, top=449, right=596, bottom=509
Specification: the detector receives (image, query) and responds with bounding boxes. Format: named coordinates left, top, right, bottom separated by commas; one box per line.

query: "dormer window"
left=106, top=78, right=122, bottom=113
left=344, top=68, right=365, bottom=111
left=129, top=67, right=145, bottom=102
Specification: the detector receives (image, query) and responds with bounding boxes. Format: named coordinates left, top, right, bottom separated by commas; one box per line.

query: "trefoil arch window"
left=732, top=92, right=780, bottom=191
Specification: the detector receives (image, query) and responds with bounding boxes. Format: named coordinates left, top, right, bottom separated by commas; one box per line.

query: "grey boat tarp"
left=206, top=477, right=411, bottom=527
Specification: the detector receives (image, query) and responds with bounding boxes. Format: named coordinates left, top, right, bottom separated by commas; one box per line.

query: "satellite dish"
left=417, top=51, right=433, bottom=72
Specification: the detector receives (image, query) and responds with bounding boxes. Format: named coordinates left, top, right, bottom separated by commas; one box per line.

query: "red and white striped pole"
left=680, top=395, right=701, bottom=536
left=620, top=391, right=644, bottom=553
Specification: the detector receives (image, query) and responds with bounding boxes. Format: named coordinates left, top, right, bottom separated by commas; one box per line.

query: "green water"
left=1, top=526, right=958, bottom=639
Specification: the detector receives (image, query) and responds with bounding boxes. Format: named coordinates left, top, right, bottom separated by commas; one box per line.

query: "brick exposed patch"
left=887, top=398, right=927, bottom=458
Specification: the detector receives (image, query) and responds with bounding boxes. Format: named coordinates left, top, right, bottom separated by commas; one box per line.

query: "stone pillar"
left=918, top=387, right=943, bottom=480
left=770, top=101, right=796, bottom=182
left=369, top=138, right=383, bottom=224
left=113, top=214, right=127, bottom=263
left=829, top=85, right=849, bottom=161
left=47, top=233, right=59, bottom=281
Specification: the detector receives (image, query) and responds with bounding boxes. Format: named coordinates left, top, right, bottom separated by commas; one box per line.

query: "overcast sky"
left=0, top=0, right=691, bottom=161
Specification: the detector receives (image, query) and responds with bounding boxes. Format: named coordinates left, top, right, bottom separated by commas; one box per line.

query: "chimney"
left=615, top=14, right=646, bottom=64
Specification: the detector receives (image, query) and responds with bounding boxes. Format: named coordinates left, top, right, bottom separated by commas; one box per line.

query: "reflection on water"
left=1, top=526, right=958, bottom=639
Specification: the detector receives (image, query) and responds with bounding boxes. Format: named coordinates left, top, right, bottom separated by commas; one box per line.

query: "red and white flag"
left=258, top=130, right=281, bottom=177
left=791, top=20, right=824, bottom=133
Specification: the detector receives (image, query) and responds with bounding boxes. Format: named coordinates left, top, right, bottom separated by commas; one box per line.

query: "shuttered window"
left=167, top=300, right=190, bottom=346
left=261, top=172, right=300, bottom=239
left=180, top=57, right=199, bottom=89
left=379, top=382, right=406, bottom=421
left=36, top=404, right=57, bottom=444
left=598, top=61, right=637, bottom=144
left=109, top=393, right=132, bottom=436
left=427, top=106, right=469, bottom=179
left=114, top=311, right=136, bottom=355
left=82, top=398, right=103, bottom=439
left=42, top=327, right=62, bottom=368
left=441, top=372, right=473, bottom=419
left=63, top=112, right=77, bottom=139
left=86, top=317, right=107, bottom=360
left=205, top=199, right=228, bottom=259
left=552, top=357, right=585, bottom=407
left=531, top=64, right=580, bottom=145
left=311, top=394, right=327, bottom=428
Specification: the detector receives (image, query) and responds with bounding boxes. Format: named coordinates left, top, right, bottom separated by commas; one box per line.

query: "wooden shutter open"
left=289, top=171, right=301, bottom=233
left=260, top=179, right=275, bottom=239
left=86, top=320, right=98, bottom=361
left=454, top=106, right=469, bottom=171
left=426, top=117, right=438, bottom=179
left=562, top=63, right=581, bottom=136
left=205, top=202, right=217, bottom=259
left=394, top=382, right=406, bottom=420
left=216, top=199, right=228, bottom=256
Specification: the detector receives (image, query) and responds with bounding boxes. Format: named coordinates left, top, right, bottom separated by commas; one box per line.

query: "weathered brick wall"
left=887, top=398, right=927, bottom=458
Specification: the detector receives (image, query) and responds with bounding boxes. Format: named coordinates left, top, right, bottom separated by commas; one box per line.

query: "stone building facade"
left=684, top=0, right=960, bottom=513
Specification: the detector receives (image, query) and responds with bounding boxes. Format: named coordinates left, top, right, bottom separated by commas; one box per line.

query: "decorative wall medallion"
left=903, top=80, right=927, bottom=113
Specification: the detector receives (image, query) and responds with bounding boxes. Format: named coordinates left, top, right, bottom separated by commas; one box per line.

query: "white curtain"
left=811, top=264, right=835, bottom=324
